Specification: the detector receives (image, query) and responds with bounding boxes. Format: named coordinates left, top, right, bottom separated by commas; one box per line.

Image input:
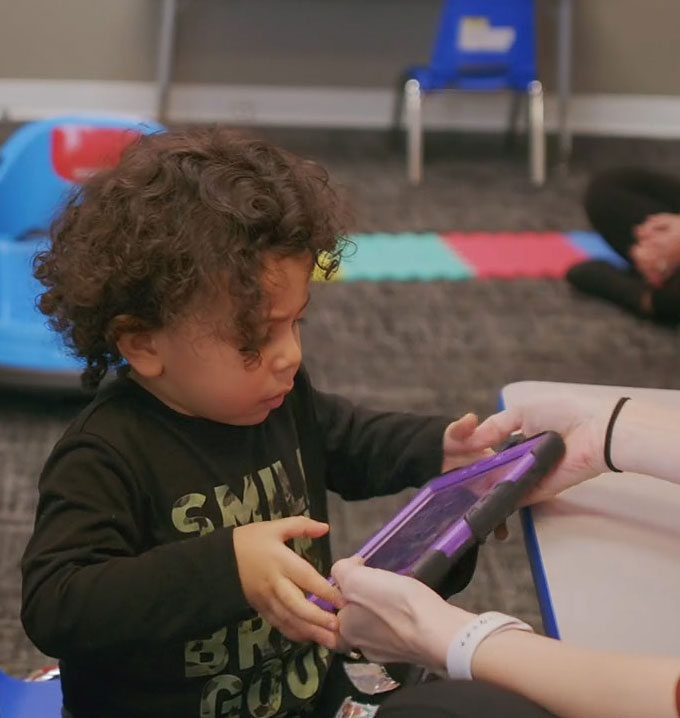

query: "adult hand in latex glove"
left=332, top=557, right=474, bottom=671
left=449, top=394, right=617, bottom=505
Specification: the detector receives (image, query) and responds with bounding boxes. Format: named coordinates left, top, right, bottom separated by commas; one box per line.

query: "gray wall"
left=1, top=0, right=679, bottom=95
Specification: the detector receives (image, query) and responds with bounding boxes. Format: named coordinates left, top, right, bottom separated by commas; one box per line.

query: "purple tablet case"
left=311, top=431, right=565, bottom=610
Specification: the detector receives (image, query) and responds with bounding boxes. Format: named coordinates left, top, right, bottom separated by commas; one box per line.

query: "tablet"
left=311, top=431, right=565, bottom=610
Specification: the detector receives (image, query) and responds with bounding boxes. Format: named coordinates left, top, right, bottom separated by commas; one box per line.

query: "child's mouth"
left=262, top=388, right=291, bottom=409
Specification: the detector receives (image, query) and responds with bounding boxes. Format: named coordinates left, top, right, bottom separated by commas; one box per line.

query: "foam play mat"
left=315, top=231, right=628, bottom=282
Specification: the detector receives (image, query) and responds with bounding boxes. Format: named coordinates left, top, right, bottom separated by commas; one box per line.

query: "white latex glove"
left=332, top=557, right=475, bottom=671
left=450, top=394, right=615, bottom=505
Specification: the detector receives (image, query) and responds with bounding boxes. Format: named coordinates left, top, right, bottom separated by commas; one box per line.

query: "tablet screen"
left=362, top=454, right=526, bottom=573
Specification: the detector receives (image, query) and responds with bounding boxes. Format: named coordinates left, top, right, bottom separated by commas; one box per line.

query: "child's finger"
left=442, top=413, right=478, bottom=445
left=445, top=411, right=522, bottom=454
left=493, top=521, right=509, bottom=541
left=473, top=409, right=525, bottom=446
left=274, top=516, right=330, bottom=541
left=286, top=554, right=346, bottom=609
left=267, top=599, right=340, bottom=649
left=294, top=622, right=341, bottom=650
left=274, top=578, right=339, bottom=632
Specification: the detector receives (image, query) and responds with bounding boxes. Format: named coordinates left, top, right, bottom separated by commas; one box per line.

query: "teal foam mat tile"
left=343, top=233, right=473, bottom=281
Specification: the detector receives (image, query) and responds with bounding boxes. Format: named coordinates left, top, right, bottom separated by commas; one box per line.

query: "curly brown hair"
left=34, top=126, right=350, bottom=392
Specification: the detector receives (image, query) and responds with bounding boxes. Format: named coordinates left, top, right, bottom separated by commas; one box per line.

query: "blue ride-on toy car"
left=0, top=115, right=164, bottom=390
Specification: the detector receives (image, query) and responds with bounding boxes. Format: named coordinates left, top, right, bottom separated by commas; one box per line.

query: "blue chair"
left=393, top=0, right=545, bottom=186
left=0, top=666, right=62, bottom=717
left=0, top=115, right=165, bottom=390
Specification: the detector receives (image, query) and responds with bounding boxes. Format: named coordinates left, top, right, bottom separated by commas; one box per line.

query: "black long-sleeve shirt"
left=22, top=366, right=471, bottom=718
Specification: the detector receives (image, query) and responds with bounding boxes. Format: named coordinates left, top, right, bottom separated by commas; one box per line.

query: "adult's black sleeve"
left=21, top=436, right=252, bottom=661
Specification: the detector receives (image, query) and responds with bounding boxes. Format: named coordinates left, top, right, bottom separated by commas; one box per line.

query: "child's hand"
left=441, top=413, right=495, bottom=473
left=233, top=517, right=346, bottom=649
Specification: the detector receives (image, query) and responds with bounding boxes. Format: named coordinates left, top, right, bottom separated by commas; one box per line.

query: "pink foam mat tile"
left=442, top=232, right=589, bottom=278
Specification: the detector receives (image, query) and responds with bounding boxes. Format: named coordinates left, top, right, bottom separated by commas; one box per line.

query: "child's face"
left=144, top=253, right=311, bottom=425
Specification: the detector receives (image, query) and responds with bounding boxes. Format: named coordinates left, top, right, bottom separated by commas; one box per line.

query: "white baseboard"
left=1, top=79, right=679, bottom=139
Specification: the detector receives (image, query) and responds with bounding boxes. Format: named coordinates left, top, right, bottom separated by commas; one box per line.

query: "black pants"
left=314, top=658, right=553, bottom=718
left=64, top=671, right=554, bottom=718
left=376, top=679, right=554, bottom=718
left=584, top=167, right=680, bottom=321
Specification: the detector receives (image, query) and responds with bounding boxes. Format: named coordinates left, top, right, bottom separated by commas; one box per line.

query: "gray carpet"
left=2, top=124, right=680, bottom=677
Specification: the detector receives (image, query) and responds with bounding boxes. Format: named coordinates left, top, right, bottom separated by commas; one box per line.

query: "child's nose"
left=273, top=332, right=302, bottom=373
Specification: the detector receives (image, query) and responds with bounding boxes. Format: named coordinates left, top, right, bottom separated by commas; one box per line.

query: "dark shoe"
left=566, top=260, right=647, bottom=316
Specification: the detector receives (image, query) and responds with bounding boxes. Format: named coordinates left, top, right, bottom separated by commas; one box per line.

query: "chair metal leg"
left=405, top=79, right=423, bottom=186
left=528, top=80, right=546, bottom=187
left=156, top=0, right=179, bottom=122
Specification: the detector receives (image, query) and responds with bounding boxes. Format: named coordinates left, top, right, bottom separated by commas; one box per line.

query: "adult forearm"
left=471, top=628, right=680, bottom=718
left=611, top=400, right=680, bottom=485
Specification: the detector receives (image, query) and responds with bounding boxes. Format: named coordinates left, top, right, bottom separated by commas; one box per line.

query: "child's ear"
left=112, top=317, right=164, bottom=378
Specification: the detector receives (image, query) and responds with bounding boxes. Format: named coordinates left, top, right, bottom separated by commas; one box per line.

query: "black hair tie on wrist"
left=604, top=397, right=631, bottom=473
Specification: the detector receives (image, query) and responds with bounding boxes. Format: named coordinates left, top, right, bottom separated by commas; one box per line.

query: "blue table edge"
left=498, top=390, right=561, bottom=640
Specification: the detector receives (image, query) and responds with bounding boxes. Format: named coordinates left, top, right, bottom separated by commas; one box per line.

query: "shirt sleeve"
left=310, top=384, right=450, bottom=500
left=21, top=435, right=252, bottom=661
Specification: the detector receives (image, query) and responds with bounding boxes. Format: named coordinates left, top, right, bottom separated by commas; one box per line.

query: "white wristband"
left=446, top=611, right=533, bottom=681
